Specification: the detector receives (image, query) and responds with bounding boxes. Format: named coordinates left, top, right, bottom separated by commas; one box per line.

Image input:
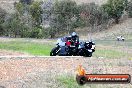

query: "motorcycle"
left=117, top=36, right=125, bottom=41
left=50, top=37, right=96, bottom=57
left=78, top=41, right=95, bottom=57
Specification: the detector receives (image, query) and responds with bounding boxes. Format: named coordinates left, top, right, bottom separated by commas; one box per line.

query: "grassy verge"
left=56, top=75, right=84, bottom=88
left=56, top=74, right=132, bottom=88
left=94, top=39, right=132, bottom=59
left=0, top=41, right=53, bottom=56
left=0, top=39, right=131, bottom=58
left=93, top=47, right=131, bottom=59
left=56, top=75, right=109, bottom=88
left=96, top=40, right=132, bottom=47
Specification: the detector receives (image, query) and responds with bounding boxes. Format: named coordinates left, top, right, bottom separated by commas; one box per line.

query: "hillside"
left=0, top=0, right=19, bottom=13
left=0, top=0, right=106, bottom=13
left=75, top=0, right=107, bottom=5
left=79, top=18, right=132, bottom=40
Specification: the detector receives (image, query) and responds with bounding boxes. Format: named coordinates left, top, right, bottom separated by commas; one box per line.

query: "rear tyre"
left=78, top=49, right=85, bottom=56
left=117, top=38, right=119, bottom=41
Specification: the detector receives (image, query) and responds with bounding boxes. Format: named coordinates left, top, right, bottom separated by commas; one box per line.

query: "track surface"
left=0, top=56, right=132, bottom=88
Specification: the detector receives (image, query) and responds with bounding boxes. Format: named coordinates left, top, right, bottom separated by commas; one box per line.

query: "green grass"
left=56, top=75, right=107, bottom=88
left=96, top=40, right=132, bottom=47
left=0, top=41, right=53, bottom=56
left=0, top=39, right=131, bottom=58
left=94, top=38, right=132, bottom=58
left=93, top=47, right=130, bottom=59
left=56, top=75, right=84, bottom=88
left=56, top=75, right=131, bottom=88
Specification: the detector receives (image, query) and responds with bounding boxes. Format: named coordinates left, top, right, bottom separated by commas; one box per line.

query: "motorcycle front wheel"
left=86, top=52, right=92, bottom=57
left=50, top=47, right=60, bottom=56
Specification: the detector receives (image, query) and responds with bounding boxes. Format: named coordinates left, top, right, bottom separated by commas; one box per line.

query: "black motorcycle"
left=78, top=41, right=95, bottom=57
left=50, top=38, right=95, bottom=57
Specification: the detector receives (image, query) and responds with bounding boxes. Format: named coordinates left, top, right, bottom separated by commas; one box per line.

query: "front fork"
left=55, top=45, right=61, bottom=54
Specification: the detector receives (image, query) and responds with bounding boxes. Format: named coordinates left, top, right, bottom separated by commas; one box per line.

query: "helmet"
left=71, top=32, right=77, bottom=37
left=71, top=32, right=78, bottom=41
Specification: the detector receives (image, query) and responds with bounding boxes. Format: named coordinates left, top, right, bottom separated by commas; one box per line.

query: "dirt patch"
left=0, top=57, right=132, bottom=88
left=0, top=57, right=84, bottom=88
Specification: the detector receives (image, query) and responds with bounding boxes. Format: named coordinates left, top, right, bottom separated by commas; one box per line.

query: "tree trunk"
left=115, top=17, right=119, bottom=24
left=50, top=32, right=55, bottom=38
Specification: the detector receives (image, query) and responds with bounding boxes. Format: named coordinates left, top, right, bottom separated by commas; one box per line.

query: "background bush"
left=0, top=7, right=7, bottom=36
left=29, top=27, right=43, bottom=38
left=126, top=0, right=132, bottom=18
left=0, top=0, right=131, bottom=38
left=102, top=0, right=127, bottom=24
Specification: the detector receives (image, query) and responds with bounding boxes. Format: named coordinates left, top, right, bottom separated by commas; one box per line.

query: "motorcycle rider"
left=70, top=32, right=79, bottom=47
left=65, top=32, right=79, bottom=56
left=50, top=32, right=96, bottom=56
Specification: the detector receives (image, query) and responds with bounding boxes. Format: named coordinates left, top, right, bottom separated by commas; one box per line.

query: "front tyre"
left=50, top=47, right=59, bottom=56
left=88, top=52, right=92, bottom=57
left=85, top=52, right=92, bottom=57
left=122, top=39, right=125, bottom=41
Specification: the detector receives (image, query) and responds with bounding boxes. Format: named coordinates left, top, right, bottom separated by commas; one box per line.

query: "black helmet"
left=71, top=32, right=77, bottom=37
